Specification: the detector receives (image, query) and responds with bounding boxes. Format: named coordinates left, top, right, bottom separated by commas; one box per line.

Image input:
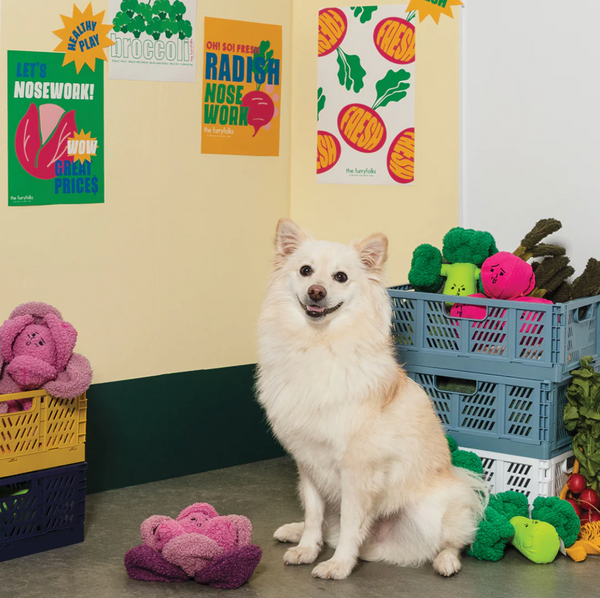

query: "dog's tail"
left=453, top=465, right=489, bottom=524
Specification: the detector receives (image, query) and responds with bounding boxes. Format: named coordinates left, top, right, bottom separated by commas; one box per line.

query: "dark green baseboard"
left=86, top=364, right=284, bottom=494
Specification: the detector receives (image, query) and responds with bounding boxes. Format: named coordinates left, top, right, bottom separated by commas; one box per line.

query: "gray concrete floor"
left=0, top=457, right=598, bottom=597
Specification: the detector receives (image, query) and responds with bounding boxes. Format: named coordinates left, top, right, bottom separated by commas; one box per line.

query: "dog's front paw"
left=284, top=545, right=320, bottom=565
left=433, top=550, right=462, bottom=577
left=274, top=522, right=304, bottom=543
left=312, top=559, right=354, bottom=580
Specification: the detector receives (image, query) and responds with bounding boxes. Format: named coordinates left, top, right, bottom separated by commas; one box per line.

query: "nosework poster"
left=108, top=0, right=197, bottom=82
left=201, top=17, right=282, bottom=157
left=317, top=5, right=416, bottom=185
left=7, top=50, right=104, bottom=206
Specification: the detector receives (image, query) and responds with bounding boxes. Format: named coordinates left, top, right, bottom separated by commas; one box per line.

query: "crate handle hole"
left=0, top=482, right=31, bottom=503
left=434, top=376, right=478, bottom=395
left=443, top=303, right=489, bottom=322
left=574, top=306, right=593, bottom=323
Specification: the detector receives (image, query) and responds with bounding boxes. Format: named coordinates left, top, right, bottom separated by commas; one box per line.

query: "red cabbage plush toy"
left=124, top=502, right=262, bottom=589
left=0, top=302, right=92, bottom=413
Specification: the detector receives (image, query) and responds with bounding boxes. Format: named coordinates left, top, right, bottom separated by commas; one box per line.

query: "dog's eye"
left=300, top=265, right=312, bottom=277
left=334, top=272, right=348, bottom=283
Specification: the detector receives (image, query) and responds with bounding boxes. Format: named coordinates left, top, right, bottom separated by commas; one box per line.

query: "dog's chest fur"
left=258, top=334, right=396, bottom=495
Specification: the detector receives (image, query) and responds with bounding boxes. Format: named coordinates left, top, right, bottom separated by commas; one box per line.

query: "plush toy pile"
left=448, top=437, right=581, bottom=564
left=124, top=502, right=262, bottom=589
left=0, top=302, right=92, bottom=412
left=408, top=219, right=600, bottom=305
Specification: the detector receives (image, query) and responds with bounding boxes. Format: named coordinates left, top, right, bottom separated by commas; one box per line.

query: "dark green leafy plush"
left=564, top=356, right=600, bottom=491
left=372, top=69, right=411, bottom=110
left=317, top=87, right=326, bottom=120
left=350, top=6, right=378, bottom=23
left=336, top=48, right=366, bottom=93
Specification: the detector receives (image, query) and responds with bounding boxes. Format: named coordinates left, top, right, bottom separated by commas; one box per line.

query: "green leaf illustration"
left=350, top=6, right=378, bottom=23
left=317, top=87, right=326, bottom=120
left=336, top=48, right=366, bottom=93
left=252, top=40, right=273, bottom=91
left=372, top=69, right=411, bottom=110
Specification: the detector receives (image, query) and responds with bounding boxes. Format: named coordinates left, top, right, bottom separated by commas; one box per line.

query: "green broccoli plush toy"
left=447, top=436, right=580, bottom=564
left=409, top=227, right=498, bottom=295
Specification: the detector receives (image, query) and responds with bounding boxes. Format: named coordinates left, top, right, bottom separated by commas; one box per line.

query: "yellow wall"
left=290, top=1, right=460, bottom=285
left=0, top=0, right=292, bottom=383
left=0, top=1, right=459, bottom=384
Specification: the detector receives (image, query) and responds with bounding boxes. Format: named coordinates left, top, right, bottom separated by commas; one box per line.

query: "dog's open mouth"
left=298, top=299, right=343, bottom=319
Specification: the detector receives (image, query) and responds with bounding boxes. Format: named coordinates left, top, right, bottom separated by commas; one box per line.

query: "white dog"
left=256, top=219, right=486, bottom=580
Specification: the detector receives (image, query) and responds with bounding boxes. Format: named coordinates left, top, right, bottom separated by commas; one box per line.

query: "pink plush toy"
left=124, top=502, right=262, bottom=589
left=450, top=252, right=552, bottom=320
left=0, top=302, right=92, bottom=414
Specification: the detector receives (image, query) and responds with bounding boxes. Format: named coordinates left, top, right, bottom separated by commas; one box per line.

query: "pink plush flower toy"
left=124, top=502, right=262, bottom=589
left=0, top=302, right=93, bottom=414
left=450, top=252, right=552, bottom=320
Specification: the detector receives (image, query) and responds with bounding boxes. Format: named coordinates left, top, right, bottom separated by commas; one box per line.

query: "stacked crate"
left=0, top=389, right=87, bottom=562
left=389, top=285, right=600, bottom=500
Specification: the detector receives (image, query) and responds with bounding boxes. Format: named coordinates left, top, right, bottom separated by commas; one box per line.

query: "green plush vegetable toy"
left=409, top=227, right=498, bottom=296
left=446, top=436, right=580, bottom=563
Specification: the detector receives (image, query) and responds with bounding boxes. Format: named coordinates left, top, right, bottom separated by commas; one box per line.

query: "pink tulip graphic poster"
left=7, top=50, right=104, bottom=206
left=317, top=6, right=415, bottom=185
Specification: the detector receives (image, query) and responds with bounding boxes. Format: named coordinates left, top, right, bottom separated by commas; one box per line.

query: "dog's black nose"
left=308, top=285, right=327, bottom=302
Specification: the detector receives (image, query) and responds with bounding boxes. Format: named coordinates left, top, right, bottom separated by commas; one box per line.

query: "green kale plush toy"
left=409, top=227, right=498, bottom=296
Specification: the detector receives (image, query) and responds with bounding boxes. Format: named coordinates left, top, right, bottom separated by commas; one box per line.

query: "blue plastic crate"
left=389, top=285, right=600, bottom=382
left=0, top=463, right=86, bottom=562
left=406, top=364, right=574, bottom=460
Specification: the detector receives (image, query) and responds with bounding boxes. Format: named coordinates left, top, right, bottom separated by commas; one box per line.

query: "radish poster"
left=201, top=17, right=282, bottom=157
left=7, top=51, right=104, bottom=206
left=108, top=0, right=197, bottom=82
left=317, top=6, right=416, bottom=185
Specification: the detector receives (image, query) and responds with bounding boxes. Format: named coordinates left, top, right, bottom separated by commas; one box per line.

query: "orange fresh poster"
left=201, top=17, right=282, bottom=156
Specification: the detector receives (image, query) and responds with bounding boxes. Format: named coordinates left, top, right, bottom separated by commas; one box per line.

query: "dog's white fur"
left=256, top=219, right=486, bottom=580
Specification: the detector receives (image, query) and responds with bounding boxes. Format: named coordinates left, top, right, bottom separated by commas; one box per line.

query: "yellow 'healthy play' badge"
left=53, top=3, right=114, bottom=73
left=406, top=0, right=463, bottom=24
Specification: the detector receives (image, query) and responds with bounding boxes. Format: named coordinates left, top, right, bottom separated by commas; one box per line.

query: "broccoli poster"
left=7, top=51, right=104, bottom=206
left=317, top=5, right=416, bottom=185
left=108, top=0, right=197, bottom=82
left=201, top=18, right=282, bottom=157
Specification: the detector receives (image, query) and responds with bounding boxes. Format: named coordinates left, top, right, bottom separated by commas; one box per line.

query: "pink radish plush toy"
left=0, top=302, right=92, bottom=414
left=124, top=502, right=262, bottom=589
left=450, top=252, right=552, bottom=319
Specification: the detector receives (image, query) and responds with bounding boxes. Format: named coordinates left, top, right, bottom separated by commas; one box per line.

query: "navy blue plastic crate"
left=0, top=463, right=86, bottom=562
left=389, top=285, right=600, bottom=382
left=406, top=364, right=574, bottom=460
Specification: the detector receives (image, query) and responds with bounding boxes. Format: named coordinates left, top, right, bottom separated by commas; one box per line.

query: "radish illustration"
left=318, top=8, right=366, bottom=94
left=337, top=68, right=411, bottom=153
left=242, top=91, right=275, bottom=137
left=242, top=40, right=278, bottom=136
left=373, top=12, right=416, bottom=65
left=317, top=131, right=341, bottom=174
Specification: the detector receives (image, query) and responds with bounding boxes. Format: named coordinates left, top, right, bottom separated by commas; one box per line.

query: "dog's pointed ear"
left=353, top=233, right=389, bottom=271
left=275, top=218, right=309, bottom=259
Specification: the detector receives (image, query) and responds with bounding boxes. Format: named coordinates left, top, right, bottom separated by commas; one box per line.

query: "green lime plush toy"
left=446, top=436, right=580, bottom=564
left=409, top=227, right=498, bottom=296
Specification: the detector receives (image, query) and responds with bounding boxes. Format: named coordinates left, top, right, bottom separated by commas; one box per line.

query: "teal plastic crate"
left=406, top=364, right=575, bottom=460
left=389, top=285, right=600, bottom=382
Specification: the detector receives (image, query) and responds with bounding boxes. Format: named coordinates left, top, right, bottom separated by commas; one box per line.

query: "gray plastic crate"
left=389, top=285, right=600, bottom=382
left=406, top=364, right=574, bottom=460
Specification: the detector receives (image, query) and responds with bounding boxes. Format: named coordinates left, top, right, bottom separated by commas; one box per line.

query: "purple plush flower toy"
left=124, top=502, right=262, bottom=589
